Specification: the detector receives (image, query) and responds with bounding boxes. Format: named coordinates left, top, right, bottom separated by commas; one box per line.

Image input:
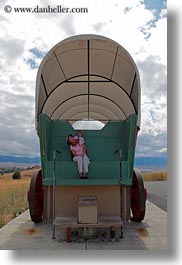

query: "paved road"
left=144, top=181, right=167, bottom=212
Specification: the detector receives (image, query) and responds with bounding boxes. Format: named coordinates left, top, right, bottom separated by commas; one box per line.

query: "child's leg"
left=82, top=155, right=90, bottom=174
left=73, top=156, right=83, bottom=175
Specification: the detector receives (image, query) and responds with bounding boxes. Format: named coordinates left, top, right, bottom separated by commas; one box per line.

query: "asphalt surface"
left=144, top=181, right=167, bottom=212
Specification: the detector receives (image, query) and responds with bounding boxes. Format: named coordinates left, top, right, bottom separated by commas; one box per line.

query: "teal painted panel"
left=85, top=138, right=125, bottom=161
left=121, top=161, right=132, bottom=186
left=51, top=120, right=75, bottom=137
left=51, top=120, right=124, bottom=137
left=39, top=114, right=52, bottom=178
left=38, top=114, right=137, bottom=187
left=49, top=137, right=73, bottom=161
left=124, top=115, right=137, bottom=183
left=47, top=161, right=78, bottom=179
left=42, top=178, right=120, bottom=186
left=45, top=160, right=132, bottom=186
left=49, top=121, right=126, bottom=161
left=88, top=161, right=120, bottom=178
left=49, top=136, right=125, bottom=161
left=47, top=161, right=120, bottom=180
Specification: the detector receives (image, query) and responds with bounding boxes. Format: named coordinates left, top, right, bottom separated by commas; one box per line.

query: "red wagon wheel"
left=27, top=170, right=43, bottom=223
left=130, top=168, right=147, bottom=222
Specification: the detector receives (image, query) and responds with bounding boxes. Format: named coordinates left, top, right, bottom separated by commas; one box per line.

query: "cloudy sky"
left=0, top=0, right=167, bottom=158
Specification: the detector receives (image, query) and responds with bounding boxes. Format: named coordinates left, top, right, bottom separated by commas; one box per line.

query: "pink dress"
left=70, top=142, right=90, bottom=174
left=70, top=142, right=84, bottom=156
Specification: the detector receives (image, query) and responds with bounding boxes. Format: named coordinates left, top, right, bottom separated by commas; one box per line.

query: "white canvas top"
left=36, top=34, right=141, bottom=130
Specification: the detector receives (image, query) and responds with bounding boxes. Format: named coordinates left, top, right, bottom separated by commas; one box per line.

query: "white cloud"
left=0, top=0, right=167, bottom=157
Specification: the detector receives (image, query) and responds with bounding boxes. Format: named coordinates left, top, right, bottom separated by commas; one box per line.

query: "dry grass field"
left=0, top=169, right=38, bottom=228
left=141, top=170, right=167, bottom=181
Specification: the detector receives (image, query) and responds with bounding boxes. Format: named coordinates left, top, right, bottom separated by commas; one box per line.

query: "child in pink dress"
left=74, top=130, right=84, bottom=144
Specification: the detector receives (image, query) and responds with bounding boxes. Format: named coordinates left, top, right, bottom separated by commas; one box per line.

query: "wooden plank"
left=53, top=216, right=123, bottom=228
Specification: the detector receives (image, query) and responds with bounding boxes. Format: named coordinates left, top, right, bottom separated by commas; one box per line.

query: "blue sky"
left=144, top=0, right=165, bottom=12
left=0, top=0, right=167, bottom=158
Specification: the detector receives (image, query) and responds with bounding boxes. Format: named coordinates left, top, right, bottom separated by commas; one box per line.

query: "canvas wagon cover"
left=35, top=34, right=141, bottom=130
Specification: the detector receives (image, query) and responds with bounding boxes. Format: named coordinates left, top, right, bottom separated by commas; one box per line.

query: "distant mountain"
left=0, top=155, right=166, bottom=171
left=134, top=156, right=167, bottom=171
left=0, top=155, right=40, bottom=165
